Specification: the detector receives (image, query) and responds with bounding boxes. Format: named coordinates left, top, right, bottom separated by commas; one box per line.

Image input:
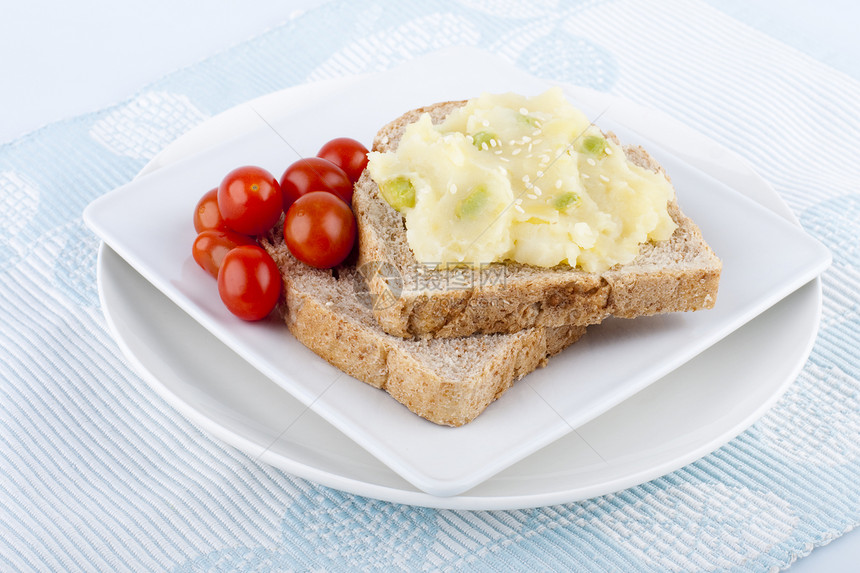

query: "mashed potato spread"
left=367, top=88, right=677, bottom=272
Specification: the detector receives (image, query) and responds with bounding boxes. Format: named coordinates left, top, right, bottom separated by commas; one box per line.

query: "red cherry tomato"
left=316, top=137, right=369, bottom=183
left=192, top=230, right=257, bottom=278
left=193, top=188, right=229, bottom=233
left=284, top=191, right=356, bottom=269
left=217, top=166, right=283, bottom=236
left=280, top=157, right=353, bottom=211
left=217, top=245, right=281, bottom=321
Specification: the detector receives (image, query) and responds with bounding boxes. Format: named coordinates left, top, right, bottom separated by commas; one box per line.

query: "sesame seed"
left=605, top=146, right=613, bottom=155
left=512, top=148, right=522, bottom=156
left=533, top=129, right=542, bottom=136
left=515, top=204, right=525, bottom=213
left=587, top=158, right=596, bottom=166
left=533, top=186, right=542, bottom=196
left=536, top=170, right=544, bottom=178
left=582, top=173, right=590, bottom=179
left=481, top=142, right=489, bottom=151
left=500, top=157, right=510, bottom=162
left=555, top=179, right=563, bottom=189
left=381, top=135, right=389, bottom=144
left=466, top=135, right=474, bottom=143
left=522, top=175, right=530, bottom=182
left=600, top=175, right=610, bottom=182
left=490, top=138, right=498, bottom=147
left=521, top=136, right=532, bottom=143
left=515, top=198, right=523, bottom=205
left=526, top=193, right=538, bottom=200
left=519, top=107, right=529, bottom=115
left=449, top=183, right=458, bottom=194
left=482, top=119, right=490, bottom=127
left=528, top=143, right=533, bottom=153
left=494, top=149, right=503, bottom=155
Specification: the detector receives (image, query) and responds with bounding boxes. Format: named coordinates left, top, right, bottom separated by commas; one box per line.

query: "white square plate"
left=85, top=48, right=830, bottom=497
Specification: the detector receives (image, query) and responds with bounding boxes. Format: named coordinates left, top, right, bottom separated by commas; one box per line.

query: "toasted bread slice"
left=353, top=101, right=722, bottom=339
left=261, top=228, right=586, bottom=427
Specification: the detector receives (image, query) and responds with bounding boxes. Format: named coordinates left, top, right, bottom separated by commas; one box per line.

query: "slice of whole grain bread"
left=261, top=227, right=586, bottom=427
left=353, top=101, right=722, bottom=339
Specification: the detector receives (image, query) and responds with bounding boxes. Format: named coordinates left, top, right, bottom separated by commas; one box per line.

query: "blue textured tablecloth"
left=2, top=0, right=858, bottom=570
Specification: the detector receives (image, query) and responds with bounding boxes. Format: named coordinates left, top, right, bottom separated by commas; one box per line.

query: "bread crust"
left=261, top=229, right=586, bottom=427
left=354, top=101, right=722, bottom=339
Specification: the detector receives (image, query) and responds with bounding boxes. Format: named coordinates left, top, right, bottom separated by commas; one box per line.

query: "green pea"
left=379, top=176, right=416, bottom=211
left=456, top=185, right=490, bottom=219
left=471, top=131, right=497, bottom=150
left=553, top=192, right=579, bottom=211
left=579, top=134, right=606, bottom=156
left=518, top=114, right=540, bottom=127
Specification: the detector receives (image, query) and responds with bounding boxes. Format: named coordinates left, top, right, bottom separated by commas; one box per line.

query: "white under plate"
left=86, top=48, right=831, bottom=497
left=98, top=244, right=821, bottom=510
